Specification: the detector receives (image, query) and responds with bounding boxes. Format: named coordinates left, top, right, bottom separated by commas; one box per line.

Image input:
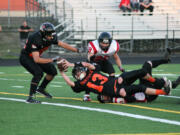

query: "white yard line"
left=160, top=95, right=180, bottom=99
left=11, top=86, right=24, bottom=88
left=152, top=74, right=179, bottom=77
left=50, top=85, right=62, bottom=88
left=0, top=77, right=66, bottom=84
left=0, top=97, right=180, bottom=126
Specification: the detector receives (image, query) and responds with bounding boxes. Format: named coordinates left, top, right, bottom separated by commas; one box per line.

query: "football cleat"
left=36, top=88, right=52, bottom=99
left=83, top=94, right=91, bottom=102
left=26, top=97, right=41, bottom=104
left=163, top=79, right=172, bottom=95
left=172, top=76, right=180, bottom=89
left=164, top=48, right=171, bottom=62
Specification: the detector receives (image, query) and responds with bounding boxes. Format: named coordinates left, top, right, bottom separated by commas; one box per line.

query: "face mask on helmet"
left=72, top=66, right=87, bottom=80
left=75, top=72, right=86, bottom=80
left=98, top=32, right=112, bottom=51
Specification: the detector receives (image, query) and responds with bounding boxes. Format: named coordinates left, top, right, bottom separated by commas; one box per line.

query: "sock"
left=155, top=89, right=166, bottom=95
left=39, top=77, right=51, bottom=89
left=146, top=76, right=155, bottom=83
left=29, top=82, right=38, bottom=97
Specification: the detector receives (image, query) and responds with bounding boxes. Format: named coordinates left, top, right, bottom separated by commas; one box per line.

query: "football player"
left=97, top=57, right=177, bottom=104
left=19, top=22, right=81, bottom=103
left=58, top=59, right=171, bottom=101
left=84, top=32, right=124, bottom=101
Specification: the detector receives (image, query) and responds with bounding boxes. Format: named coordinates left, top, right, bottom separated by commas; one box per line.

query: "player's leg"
left=101, top=59, right=115, bottom=76
left=120, top=68, right=147, bottom=85
left=119, top=84, right=171, bottom=98
left=172, top=76, right=180, bottom=89
left=19, top=54, right=42, bottom=103
left=145, top=87, right=171, bottom=95
left=146, top=95, right=158, bottom=102
left=37, top=63, right=57, bottom=98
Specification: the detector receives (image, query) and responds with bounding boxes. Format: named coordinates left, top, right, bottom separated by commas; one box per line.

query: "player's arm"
left=60, top=71, right=75, bottom=87
left=82, top=62, right=96, bottom=70
left=113, top=53, right=125, bottom=72
left=87, top=52, right=95, bottom=62
left=32, top=51, right=53, bottom=63
left=87, top=42, right=96, bottom=61
left=57, top=41, right=79, bottom=52
left=63, top=60, right=96, bottom=70
left=113, top=52, right=122, bottom=67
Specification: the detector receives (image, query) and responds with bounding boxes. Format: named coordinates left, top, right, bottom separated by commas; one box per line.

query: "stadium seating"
left=39, top=0, right=180, bottom=40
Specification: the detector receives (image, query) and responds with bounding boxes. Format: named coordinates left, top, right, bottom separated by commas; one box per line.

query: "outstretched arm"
left=64, top=60, right=96, bottom=70
left=58, top=41, right=79, bottom=52
left=60, top=71, right=75, bottom=87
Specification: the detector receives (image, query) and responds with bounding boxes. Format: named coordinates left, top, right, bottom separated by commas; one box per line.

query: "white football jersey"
left=88, top=39, right=120, bottom=60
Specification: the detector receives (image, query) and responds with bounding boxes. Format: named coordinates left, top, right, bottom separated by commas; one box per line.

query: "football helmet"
left=72, top=66, right=87, bottom=80
left=98, top=32, right=112, bottom=51
left=40, top=22, right=55, bottom=37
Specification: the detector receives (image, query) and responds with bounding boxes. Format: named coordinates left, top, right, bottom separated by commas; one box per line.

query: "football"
left=57, top=59, right=68, bottom=72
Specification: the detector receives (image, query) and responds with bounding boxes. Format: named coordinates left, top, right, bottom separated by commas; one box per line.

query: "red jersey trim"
left=116, top=41, right=120, bottom=53
left=29, top=46, right=49, bottom=57
left=89, top=42, right=97, bottom=54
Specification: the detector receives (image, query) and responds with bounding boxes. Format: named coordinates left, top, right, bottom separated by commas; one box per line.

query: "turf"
left=0, top=64, right=180, bottom=135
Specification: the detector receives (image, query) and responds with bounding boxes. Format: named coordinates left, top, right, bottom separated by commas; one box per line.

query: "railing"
left=48, top=29, right=180, bottom=54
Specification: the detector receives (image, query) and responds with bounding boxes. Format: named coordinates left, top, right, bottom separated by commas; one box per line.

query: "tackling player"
left=97, top=58, right=178, bottom=104
left=19, top=22, right=80, bottom=103
left=84, top=32, right=124, bottom=101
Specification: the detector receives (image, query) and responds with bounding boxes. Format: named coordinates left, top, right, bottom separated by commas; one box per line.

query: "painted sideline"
left=1, top=97, right=180, bottom=126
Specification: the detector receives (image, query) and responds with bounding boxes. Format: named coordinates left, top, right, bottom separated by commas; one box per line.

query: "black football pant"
left=140, top=59, right=170, bottom=102
left=118, top=59, right=169, bottom=102
left=19, top=54, right=57, bottom=96
left=140, top=59, right=169, bottom=88
left=117, top=68, right=147, bottom=102
left=122, top=59, right=168, bottom=95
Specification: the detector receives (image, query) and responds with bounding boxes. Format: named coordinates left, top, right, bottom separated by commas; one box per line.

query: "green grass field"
left=0, top=64, right=180, bottom=135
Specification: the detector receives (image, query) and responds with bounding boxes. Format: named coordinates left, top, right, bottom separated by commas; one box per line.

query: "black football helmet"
left=40, top=22, right=55, bottom=37
left=72, top=66, right=87, bottom=80
left=98, top=32, right=112, bottom=51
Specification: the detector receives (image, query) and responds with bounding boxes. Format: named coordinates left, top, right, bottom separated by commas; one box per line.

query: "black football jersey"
left=22, top=31, right=58, bottom=57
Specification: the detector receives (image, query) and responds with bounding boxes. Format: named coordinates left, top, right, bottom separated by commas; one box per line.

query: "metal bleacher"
left=50, top=0, right=180, bottom=40
left=36, top=0, right=180, bottom=53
